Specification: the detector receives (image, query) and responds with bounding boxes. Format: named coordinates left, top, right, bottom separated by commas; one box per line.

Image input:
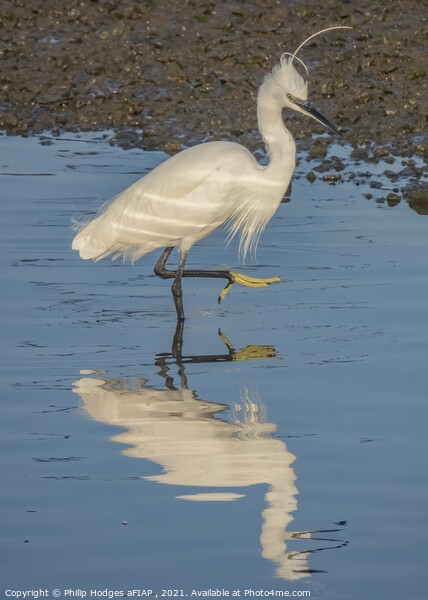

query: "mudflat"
left=1, top=0, right=426, bottom=161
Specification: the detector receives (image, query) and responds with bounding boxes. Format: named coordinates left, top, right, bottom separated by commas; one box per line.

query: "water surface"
left=1, top=133, right=427, bottom=599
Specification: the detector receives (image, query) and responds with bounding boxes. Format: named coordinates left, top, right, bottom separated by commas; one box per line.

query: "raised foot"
left=219, top=271, right=281, bottom=302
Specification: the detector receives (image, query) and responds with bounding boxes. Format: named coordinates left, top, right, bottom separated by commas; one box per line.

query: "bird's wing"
left=102, top=142, right=258, bottom=245
left=73, top=141, right=260, bottom=261
left=114, top=141, right=256, bottom=215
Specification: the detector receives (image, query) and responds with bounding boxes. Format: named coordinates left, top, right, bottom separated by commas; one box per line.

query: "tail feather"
left=72, top=217, right=111, bottom=260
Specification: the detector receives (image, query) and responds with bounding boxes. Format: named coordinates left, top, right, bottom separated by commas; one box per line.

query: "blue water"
left=0, top=133, right=427, bottom=599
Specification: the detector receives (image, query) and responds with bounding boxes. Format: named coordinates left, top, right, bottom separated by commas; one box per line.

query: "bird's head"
left=266, top=26, right=352, bottom=136
left=276, top=58, right=342, bottom=136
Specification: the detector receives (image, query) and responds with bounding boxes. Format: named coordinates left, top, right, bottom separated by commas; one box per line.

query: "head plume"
left=282, top=26, right=352, bottom=78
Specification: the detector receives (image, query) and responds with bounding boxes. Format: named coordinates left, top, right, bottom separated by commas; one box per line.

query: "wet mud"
left=0, top=0, right=427, bottom=200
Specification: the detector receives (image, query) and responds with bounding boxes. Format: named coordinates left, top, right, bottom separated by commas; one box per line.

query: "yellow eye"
left=287, top=93, right=295, bottom=102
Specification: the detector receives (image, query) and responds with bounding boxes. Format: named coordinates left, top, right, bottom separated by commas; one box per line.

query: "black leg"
left=154, top=247, right=174, bottom=278
left=154, top=247, right=236, bottom=319
left=153, top=247, right=280, bottom=318
left=154, top=247, right=234, bottom=284
left=172, top=318, right=184, bottom=360
left=154, top=248, right=190, bottom=320
left=171, top=249, right=188, bottom=321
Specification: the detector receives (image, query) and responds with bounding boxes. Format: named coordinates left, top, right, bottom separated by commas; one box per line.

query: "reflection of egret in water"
left=73, top=325, right=347, bottom=580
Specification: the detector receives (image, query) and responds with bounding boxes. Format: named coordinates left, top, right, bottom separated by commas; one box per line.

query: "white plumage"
left=73, top=57, right=308, bottom=263
left=72, top=43, right=343, bottom=319
left=73, top=141, right=283, bottom=263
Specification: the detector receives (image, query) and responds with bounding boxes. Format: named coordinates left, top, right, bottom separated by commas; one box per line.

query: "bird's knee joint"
left=155, top=264, right=174, bottom=279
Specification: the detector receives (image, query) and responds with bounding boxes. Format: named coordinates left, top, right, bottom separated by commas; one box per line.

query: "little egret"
left=72, top=27, right=349, bottom=320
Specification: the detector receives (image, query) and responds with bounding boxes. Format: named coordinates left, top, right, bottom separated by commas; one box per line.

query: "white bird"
left=72, top=27, right=349, bottom=320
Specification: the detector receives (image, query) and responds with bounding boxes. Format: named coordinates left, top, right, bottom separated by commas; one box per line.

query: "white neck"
left=257, top=81, right=296, bottom=181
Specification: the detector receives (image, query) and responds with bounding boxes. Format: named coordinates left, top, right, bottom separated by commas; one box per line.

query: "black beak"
left=294, top=99, right=343, bottom=136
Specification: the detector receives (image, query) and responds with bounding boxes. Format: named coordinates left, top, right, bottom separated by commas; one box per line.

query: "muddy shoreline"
left=1, top=1, right=427, bottom=172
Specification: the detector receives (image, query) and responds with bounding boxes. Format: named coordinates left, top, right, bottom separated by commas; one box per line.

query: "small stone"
left=308, top=143, right=327, bottom=159
left=163, top=139, right=181, bottom=154
left=0, top=111, right=18, bottom=126
left=143, top=128, right=157, bottom=138
left=407, top=189, right=428, bottom=203
left=322, top=174, right=342, bottom=183
left=407, top=188, right=428, bottom=215
left=386, top=192, right=400, bottom=207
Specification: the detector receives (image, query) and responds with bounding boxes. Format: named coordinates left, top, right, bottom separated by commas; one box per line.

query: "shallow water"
left=1, top=133, right=427, bottom=599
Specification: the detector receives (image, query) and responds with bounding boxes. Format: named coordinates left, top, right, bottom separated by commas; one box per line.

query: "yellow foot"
left=219, top=271, right=281, bottom=302
left=218, top=330, right=277, bottom=361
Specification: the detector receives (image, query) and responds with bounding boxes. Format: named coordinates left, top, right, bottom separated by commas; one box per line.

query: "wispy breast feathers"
left=226, top=189, right=280, bottom=261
